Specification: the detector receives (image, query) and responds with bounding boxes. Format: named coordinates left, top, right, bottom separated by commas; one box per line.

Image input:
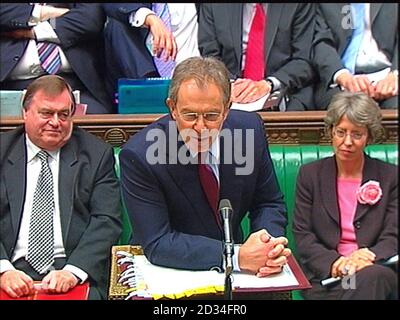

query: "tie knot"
left=37, top=150, right=49, bottom=162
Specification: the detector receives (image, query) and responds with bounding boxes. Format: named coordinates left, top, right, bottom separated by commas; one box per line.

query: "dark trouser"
left=1, top=73, right=110, bottom=114
left=303, top=264, right=398, bottom=300
left=14, top=257, right=102, bottom=300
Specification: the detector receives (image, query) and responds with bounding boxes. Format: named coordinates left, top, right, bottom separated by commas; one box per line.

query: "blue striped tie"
left=151, top=3, right=175, bottom=78
left=37, top=42, right=62, bottom=75
left=341, top=3, right=365, bottom=74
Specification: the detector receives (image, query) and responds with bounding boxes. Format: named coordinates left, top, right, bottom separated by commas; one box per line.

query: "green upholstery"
left=113, top=144, right=398, bottom=299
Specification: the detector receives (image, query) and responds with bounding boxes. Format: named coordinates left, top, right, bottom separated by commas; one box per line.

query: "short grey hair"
left=168, top=56, right=231, bottom=108
left=324, top=92, right=385, bottom=143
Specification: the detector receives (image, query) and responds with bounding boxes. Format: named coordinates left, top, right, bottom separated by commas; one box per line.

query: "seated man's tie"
left=27, top=150, right=55, bottom=274
left=243, top=3, right=266, bottom=81
left=37, top=42, right=62, bottom=75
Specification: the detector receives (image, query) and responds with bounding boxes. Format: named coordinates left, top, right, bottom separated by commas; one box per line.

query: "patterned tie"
left=37, top=42, right=62, bottom=75
left=198, top=153, right=221, bottom=229
left=151, top=3, right=175, bottom=78
left=243, top=3, right=266, bottom=81
left=27, top=151, right=55, bottom=274
left=341, top=3, right=365, bottom=74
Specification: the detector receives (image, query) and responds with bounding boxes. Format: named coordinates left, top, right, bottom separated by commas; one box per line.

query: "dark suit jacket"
left=103, top=3, right=158, bottom=99
left=312, top=3, right=398, bottom=109
left=0, top=3, right=112, bottom=113
left=0, top=127, right=122, bottom=299
left=120, top=110, right=287, bottom=270
left=293, top=155, right=398, bottom=282
left=198, top=3, right=316, bottom=110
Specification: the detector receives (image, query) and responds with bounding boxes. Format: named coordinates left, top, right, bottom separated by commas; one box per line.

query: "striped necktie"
left=37, top=42, right=62, bottom=75
left=27, top=150, right=55, bottom=274
left=151, top=3, right=175, bottom=78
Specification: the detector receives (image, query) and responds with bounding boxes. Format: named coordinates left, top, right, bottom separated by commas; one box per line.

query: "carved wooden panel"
left=1, top=110, right=397, bottom=147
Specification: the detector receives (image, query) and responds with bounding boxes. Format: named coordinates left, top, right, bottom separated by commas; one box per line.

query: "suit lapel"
left=320, top=157, right=340, bottom=224
left=354, top=156, right=377, bottom=221
left=4, top=135, right=26, bottom=235
left=58, top=137, right=79, bottom=242
left=265, top=4, right=282, bottom=64
left=219, top=118, right=244, bottom=227
left=370, top=3, right=382, bottom=25
left=230, top=4, right=244, bottom=73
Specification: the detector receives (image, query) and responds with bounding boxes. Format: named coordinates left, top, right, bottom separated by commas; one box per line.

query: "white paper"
left=132, top=255, right=299, bottom=297
left=230, top=93, right=270, bottom=112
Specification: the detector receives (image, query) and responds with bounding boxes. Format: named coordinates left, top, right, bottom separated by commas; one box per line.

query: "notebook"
left=118, top=78, right=170, bottom=114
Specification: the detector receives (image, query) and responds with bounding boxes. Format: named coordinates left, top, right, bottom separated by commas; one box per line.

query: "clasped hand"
left=238, top=229, right=292, bottom=277
left=0, top=269, right=78, bottom=298
left=331, top=248, right=376, bottom=278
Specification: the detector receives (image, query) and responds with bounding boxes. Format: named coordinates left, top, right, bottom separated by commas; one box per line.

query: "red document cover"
left=0, top=282, right=90, bottom=300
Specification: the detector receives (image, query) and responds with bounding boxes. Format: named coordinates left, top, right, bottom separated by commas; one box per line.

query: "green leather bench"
left=113, top=144, right=398, bottom=299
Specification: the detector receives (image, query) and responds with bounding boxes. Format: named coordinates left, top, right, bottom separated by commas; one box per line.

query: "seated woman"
left=293, top=91, right=398, bottom=300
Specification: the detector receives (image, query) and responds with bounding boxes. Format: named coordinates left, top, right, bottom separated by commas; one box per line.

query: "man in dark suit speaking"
left=0, top=75, right=122, bottom=299
left=120, top=57, right=291, bottom=276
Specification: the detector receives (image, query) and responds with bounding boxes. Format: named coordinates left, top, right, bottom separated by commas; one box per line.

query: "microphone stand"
left=224, top=242, right=233, bottom=300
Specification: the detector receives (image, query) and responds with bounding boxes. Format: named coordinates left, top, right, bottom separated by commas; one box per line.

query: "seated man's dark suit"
left=103, top=3, right=158, bottom=104
left=198, top=3, right=317, bottom=111
left=120, top=110, right=287, bottom=270
left=0, top=127, right=122, bottom=299
left=0, top=4, right=113, bottom=114
left=313, top=3, right=398, bottom=109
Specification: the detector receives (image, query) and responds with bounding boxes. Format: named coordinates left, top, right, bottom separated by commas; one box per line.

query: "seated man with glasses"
left=0, top=75, right=122, bottom=299
left=293, top=91, right=398, bottom=299
left=119, top=56, right=291, bottom=277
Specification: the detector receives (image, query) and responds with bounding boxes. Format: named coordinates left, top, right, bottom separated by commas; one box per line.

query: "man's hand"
left=41, top=270, right=79, bottom=293
left=373, top=71, right=398, bottom=101
left=0, top=270, right=34, bottom=298
left=336, top=71, right=375, bottom=97
left=231, top=79, right=271, bottom=103
left=256, top=236, right=291, bottom=277
left=39, top=5, right=70, bottom=21
left=144, top=14, right=177, bottom=62
left=238, top=229, right=272, bottom=274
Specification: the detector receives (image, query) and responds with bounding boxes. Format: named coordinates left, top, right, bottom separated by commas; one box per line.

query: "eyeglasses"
left=179, top=112, right=222, bottom=123
left=333, top=127, right=366, bottom=141
left=38, top=109, right=72, bottom=121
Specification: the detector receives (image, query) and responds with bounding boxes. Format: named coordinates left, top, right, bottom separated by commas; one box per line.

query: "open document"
left=108, top=245, right=310, bottom=300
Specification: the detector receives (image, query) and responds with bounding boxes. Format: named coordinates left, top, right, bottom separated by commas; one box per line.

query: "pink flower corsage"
left=356, top=180, right=382, bottom=205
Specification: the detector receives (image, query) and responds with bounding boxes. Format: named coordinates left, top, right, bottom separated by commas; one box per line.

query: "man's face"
left=23, top=89, right=73, bottom=151
left=168, top=79, right=229, bottom=154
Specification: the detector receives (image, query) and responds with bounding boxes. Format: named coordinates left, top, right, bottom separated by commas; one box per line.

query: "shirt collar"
left=25, top=134, right=59, bottom=163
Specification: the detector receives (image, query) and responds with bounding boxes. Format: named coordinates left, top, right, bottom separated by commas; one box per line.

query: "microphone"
left=219, top=199, right=234, bottom=273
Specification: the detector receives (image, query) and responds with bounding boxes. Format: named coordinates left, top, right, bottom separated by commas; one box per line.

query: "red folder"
left=0, top=282, right=90, bottom=300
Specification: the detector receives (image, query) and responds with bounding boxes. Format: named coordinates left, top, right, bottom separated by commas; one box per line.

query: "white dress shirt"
left=130, top=4, right=200, bottom=65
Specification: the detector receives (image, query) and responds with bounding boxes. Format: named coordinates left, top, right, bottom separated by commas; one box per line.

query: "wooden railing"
left=1, top=110, right=397, bottom=147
